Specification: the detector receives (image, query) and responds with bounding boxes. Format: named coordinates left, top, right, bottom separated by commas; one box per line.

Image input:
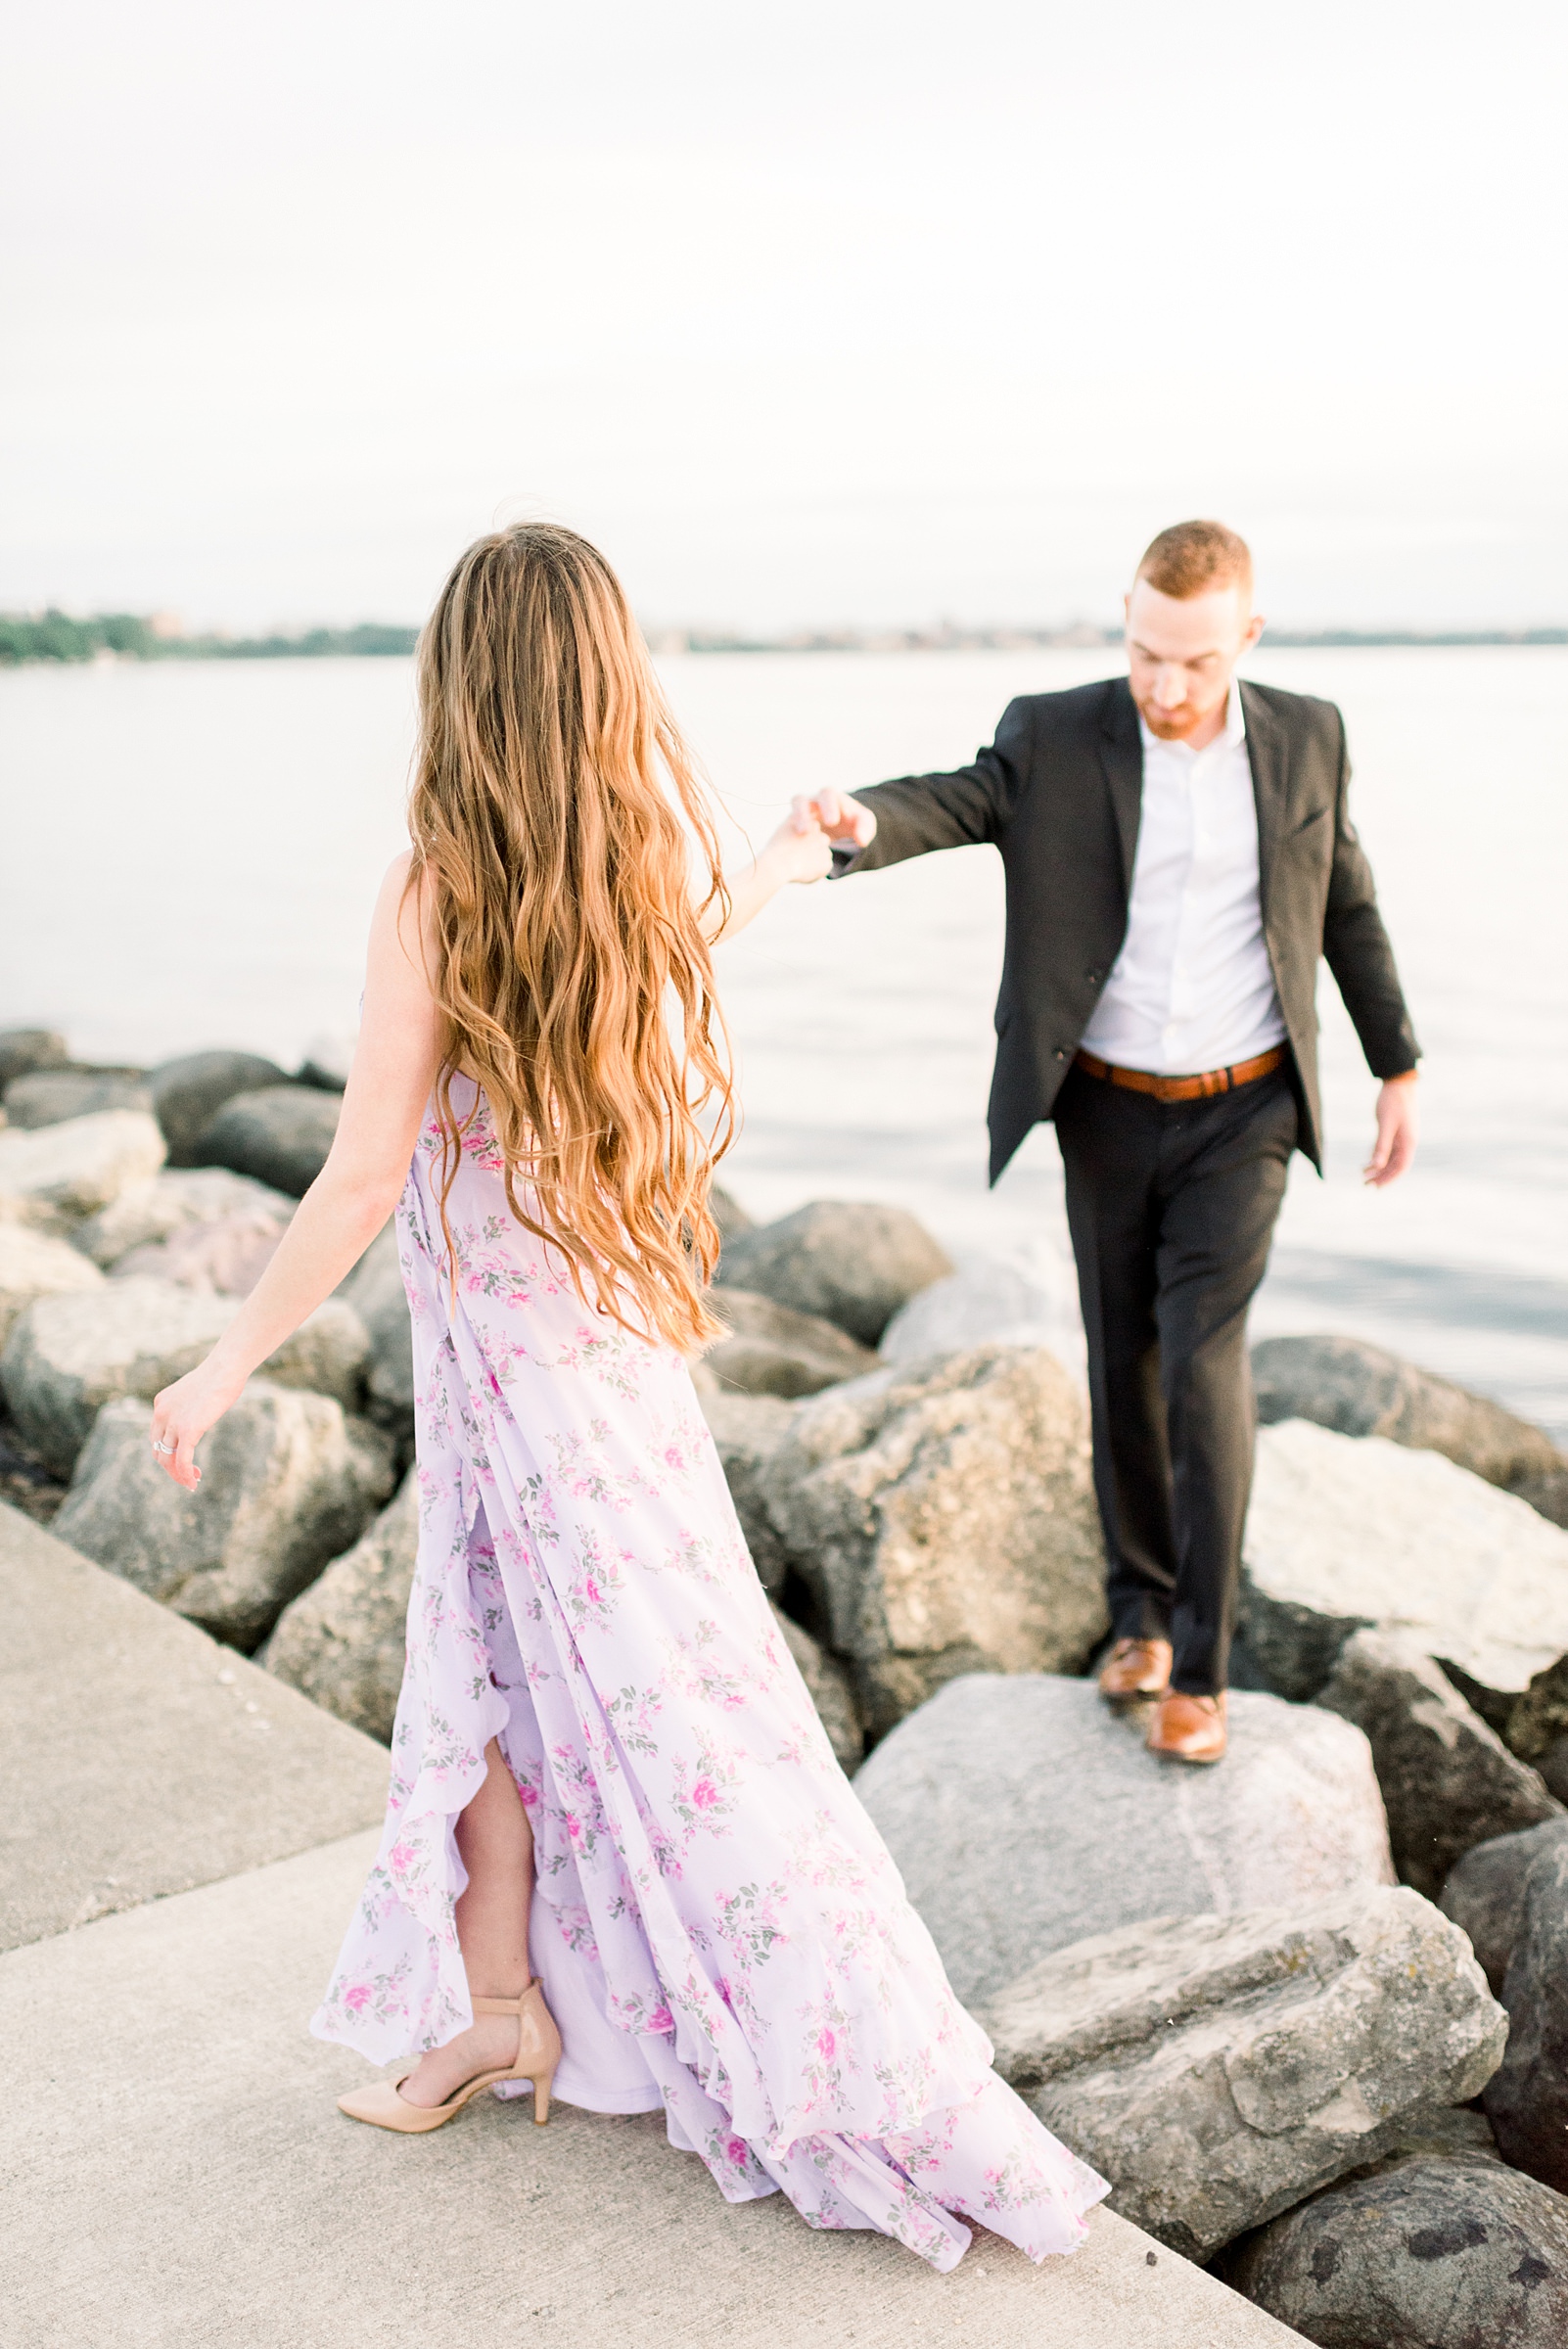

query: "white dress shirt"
left=1079, top=683, right=1287, bottom=1076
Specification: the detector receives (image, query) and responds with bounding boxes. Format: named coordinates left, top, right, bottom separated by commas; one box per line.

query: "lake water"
left=3, top=648, right=1565, bottom=1438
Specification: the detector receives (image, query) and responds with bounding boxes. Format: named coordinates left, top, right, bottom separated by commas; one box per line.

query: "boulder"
left=1482, top=1831, right=1568, bottom=2190
left=263, top=1466, right=420, bottom=1739
left=1253, top=1331, right=1563, bottom=1494
left=0, top=1223, right=104, bottom=1348
left=72, top=1167, right=295, bottom=1269
left=1542, top=1736, right=1568, bottom=1802
left=981, top=1886, right=1506, bottom=2261
left=1242, top=1419, right=1568, bottom=1706
left=879, top=1258, right=1056, bottom=1363
left=335, top=1221, right=414, bottom=1434
left=295, top=1032, right=356, bottom=1091
left=1219, top=2148, right=1568, bottom=2346
left=853, top=1673, right=1395, bottom=2005
left=757, top=1345, right=1106, bottom=1741
left=1512, top=1465, right=1568, bottom=1531
left=704, top=1286, right=878, bottom=1399
left=708, top=1182, right=753, bottom=1244
left=54, top=1385, right=395, bottom=1649
left=1318, top=1631, right=1561, bottom=1898
left=771, top=1602, right=863, bottom=1773
left=698, top=1388, right=796, bottom=1594
left=194, top=1083, right=341, bottom=1196
left=0, top=1276, right=370, bottom=1475
left=0, top=1110, right=166, bottom=1232
left=1500, top=1653, right=1568, bottom=1769
left=0, top=1027, right=69, bottom=1089
left=148, top=1050, right=288, bottom=1165
left=715, top=1199, right=952, bottom=1346
left=1440, top=1818, right=1568, bottom=1994
left=113, top=1210, right=287, bottom=1296
left=1, top=1070, right=153, bottom=1128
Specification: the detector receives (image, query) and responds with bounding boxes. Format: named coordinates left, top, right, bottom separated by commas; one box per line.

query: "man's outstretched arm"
left=794, top=699, right=1032, bottom=876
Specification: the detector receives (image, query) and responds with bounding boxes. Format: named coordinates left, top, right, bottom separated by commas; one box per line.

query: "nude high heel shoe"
left=337, top=1979, right=563, bottom=2134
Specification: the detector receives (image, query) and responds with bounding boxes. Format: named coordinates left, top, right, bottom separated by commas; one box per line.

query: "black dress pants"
left=1052, top=1062, right=1299, bottom=1697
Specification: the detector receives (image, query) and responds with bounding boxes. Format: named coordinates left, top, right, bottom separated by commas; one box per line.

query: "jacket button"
left=1085, top=969, right=1102, bottom=983
left=1053, top=1048, right=1067, bottom=1061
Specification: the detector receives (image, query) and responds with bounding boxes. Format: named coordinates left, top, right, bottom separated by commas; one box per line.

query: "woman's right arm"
left=149, top=853, right=444, bottom=1489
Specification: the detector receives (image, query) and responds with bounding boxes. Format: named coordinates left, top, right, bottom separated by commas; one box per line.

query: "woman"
left=151, top=524, right=1108, bottom=2273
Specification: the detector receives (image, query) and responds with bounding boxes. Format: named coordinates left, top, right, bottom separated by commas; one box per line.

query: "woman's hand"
left=763, top=804, right=835, bottom=886
left=149, top=1357, right=249, bottom=1491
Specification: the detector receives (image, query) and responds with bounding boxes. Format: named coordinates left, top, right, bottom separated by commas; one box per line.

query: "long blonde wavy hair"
left=406, top=522, right=734, bottom=1352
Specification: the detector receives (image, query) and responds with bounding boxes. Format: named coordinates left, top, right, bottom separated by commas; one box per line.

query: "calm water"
left=3, top=648, right=1565, bottom=1437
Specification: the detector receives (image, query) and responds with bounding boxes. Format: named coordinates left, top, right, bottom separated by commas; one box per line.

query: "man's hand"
left=790, top=788, right=877, bottom=852
left=1363, top=1072, right=1419, bottom=1187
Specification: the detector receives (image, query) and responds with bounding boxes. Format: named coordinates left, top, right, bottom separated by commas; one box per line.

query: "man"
left=803, top=520, right=1419, bottom=1764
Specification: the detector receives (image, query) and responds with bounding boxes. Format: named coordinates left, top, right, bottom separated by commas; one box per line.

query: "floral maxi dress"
left=314, top=1085, right=1109, bottom=2272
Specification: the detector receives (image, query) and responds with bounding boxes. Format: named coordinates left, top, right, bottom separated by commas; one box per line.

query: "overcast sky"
left=4, top=0, right=1564, bottom=631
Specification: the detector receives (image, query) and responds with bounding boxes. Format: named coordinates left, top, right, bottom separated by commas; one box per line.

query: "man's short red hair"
left=1135, top=520, right=1253, bottom=602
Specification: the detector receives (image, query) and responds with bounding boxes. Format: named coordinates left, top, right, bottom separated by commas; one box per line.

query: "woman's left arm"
left=151, top=853, right=443, bottom=1489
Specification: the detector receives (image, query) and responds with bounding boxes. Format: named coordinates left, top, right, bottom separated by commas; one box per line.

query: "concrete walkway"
left=2, top=1503, right=1300, bottom=2347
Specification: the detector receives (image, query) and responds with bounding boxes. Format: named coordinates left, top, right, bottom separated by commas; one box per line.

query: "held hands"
left=1363, top=1072, right=1419, bottom=1187
left=789, top=789, right=877, bottom=858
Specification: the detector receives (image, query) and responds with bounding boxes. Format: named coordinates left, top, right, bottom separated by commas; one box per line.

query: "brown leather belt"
left=1073, top=1044, right=1288, bottom=1103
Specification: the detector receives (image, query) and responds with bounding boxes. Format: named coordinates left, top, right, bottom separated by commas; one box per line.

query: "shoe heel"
left=533, top=2067, right=554, bottom=2127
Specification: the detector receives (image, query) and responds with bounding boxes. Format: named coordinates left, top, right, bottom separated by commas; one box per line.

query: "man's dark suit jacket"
left=836, top=674, right=1419, bottom=1183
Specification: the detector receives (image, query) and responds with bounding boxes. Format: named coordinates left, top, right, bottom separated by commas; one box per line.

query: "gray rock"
left=1439, top=1819, right=1568, bottom=1995
left=1513, top=1465, right=1568, bottom=1531
left=1318, top=1630, right=1561, bottom=1898
left=0, top=1223, right=104, bottom=1348
left=878, top=1259, right=1056, bottom=1363
left=194, top=1083, right=341, bottom=1196
left=0, top=1027, right=69, bottom=1089
left=1483, top=1832, right=1568, bottom=2190
left=698, top=1388, right=796, bottom=1594
left=74, top=1167, right=296, bottom=1269
left=715, top=1199, right=952, bottom=1346
left=295, top=1032, right=356, bottom=1091
left=708, top=1182, right=753, bottom=1244
left=0, top=1110, right=166, bottom=1232
left=1242, top=1419, right=1568, bottom=1706
left=2, top=1070, right=154, bottom=1128
left=54, top=1384, right=395, bottom=1649
left=704, top=1286, right=878, bottom=1400
left=1254, top=1331, right=1563, bottom=1492
left=113, top=1209, right=287, bottom=1297
left=981, top=1887, right=1506, bottom=2260
left=759, top=1344, right=1107, bottom=1742
left=335, top=1221, right=413, bottom=1434
left=148, top=1050, right=288, bottom=1165
left=1501, top=1653, right=1568, bottom=1769
left=853, top=1673, right=1395, bottom=2005
left=263, top=1466, right=420, bottom=1739
left=1542, top=1735, right=1568, bottom=1802
left=1219, top=2148, right=1568, bottom=2346
left=771, top=1603, right=864, bottom=1773
left=0, top=1276, right=370, bottom=1475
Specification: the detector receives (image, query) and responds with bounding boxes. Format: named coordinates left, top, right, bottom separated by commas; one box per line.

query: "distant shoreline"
left=3, top=610, right=1566, bottom=668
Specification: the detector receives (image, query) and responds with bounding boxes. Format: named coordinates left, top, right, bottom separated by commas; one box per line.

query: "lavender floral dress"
left=313, top=1082, right=1108, bottom=2272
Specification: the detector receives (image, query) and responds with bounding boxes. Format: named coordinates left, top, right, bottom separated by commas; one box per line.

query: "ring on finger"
left=152, top=1436, right=175, bottom=1455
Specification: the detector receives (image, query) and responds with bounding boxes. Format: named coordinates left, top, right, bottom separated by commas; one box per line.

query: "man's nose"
left=1152, top=664, right=1187, bottom=706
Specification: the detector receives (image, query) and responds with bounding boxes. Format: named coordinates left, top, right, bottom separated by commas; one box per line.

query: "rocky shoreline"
left=6, top=1020, right=1568, bottom=2344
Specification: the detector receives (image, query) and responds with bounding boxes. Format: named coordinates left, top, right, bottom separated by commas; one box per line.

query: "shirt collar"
left=1138, top=678, right=1247, bottom=758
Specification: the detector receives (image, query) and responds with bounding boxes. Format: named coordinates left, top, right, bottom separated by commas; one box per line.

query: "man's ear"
left=1242, top=610, right=1266, bottom=652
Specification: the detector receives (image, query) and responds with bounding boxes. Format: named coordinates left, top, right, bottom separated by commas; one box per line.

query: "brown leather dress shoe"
left=1097, top=1637, right=1174, bottom=1704
left=1146, top=1690, right=1227, bottom=1764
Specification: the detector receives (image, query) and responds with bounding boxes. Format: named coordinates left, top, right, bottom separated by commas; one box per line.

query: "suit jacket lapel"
left=1241, top=680, right=1288, bottom=923
left=1097, top=677, right=1142, bottom=893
